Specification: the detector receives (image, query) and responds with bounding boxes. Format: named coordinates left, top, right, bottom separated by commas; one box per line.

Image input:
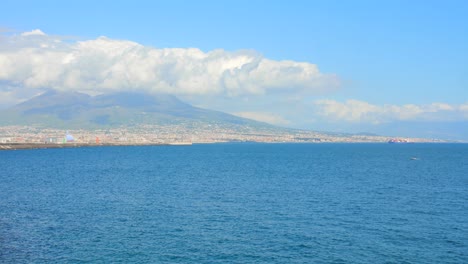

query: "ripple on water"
left=0, top=143, right=467, bottom=263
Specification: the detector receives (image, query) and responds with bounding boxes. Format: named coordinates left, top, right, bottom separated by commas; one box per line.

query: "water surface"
left=1, top=143, right=467, bottom=263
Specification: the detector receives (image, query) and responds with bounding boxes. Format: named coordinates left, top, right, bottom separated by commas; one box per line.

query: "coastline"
left=0, top=142, right=192, bottom=151
left=2, top=141, right=464, bottom=151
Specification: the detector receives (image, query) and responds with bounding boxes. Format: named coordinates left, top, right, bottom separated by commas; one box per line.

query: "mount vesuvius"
left=0, top=90, right=276, bottom=130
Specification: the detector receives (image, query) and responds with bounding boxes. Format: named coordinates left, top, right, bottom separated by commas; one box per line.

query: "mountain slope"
left=0, top=90, right=275, bottom=129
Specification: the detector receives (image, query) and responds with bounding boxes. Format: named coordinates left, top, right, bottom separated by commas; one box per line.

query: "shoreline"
left=0, top=142, right=191, bottom=151
left=1, top=141, right=465, bottom=151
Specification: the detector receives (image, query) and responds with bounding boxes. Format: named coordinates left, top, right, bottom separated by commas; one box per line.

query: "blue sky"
left=1, top=0, right=467, bottom=139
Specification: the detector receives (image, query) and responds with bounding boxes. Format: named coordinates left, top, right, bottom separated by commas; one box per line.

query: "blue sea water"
left=0, top=143, right=467, bottom=263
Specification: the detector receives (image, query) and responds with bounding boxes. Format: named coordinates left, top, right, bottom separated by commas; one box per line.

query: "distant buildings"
left=0, top=137, right=11, bottom=143
left=0, top=125, right=451, bottom=145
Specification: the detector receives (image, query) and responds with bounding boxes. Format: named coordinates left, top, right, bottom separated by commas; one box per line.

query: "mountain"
left=0, top=90, right=274, bottom=129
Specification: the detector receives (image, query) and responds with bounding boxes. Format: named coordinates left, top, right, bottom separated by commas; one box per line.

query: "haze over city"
left=1, top=0, right=467, bottom=140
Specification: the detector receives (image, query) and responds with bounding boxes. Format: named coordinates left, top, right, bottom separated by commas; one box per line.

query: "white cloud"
left=20, top=29, right=46, bottom=36
left=313, top=99, right=468, bottom=123
left=233, top=111, right=291, bottom=126
left=0, top=30, right=340, bottom=101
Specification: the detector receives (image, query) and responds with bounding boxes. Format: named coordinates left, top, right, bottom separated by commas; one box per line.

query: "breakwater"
left=0, top=142, right=191, bottom=150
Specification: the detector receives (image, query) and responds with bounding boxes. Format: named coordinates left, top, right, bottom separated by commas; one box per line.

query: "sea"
left=1, top=143, right=467, bottom=263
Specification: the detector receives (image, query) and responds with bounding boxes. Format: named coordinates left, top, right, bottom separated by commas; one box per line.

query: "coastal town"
left=0, top=125, right=449, bottom=150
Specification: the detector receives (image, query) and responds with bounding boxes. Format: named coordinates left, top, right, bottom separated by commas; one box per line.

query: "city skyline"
left=1, top=0, right=467, bottom=140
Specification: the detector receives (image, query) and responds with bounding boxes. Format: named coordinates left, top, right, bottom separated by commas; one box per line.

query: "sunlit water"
left=1, top=143, right=467, bottom=263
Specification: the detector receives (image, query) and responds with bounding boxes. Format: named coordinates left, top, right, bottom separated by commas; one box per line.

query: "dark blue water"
left=1, top=143, right=467, bottom=263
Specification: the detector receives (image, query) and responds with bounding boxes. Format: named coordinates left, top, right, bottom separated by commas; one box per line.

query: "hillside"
left=0, top=90, right=276, bottom=130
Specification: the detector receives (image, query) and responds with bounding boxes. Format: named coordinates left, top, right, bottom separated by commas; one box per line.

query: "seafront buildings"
left=0, top=125, right=446, bottom=145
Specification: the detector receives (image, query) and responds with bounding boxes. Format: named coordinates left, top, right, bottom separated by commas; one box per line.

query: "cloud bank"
left=0, top=29, right=340, bottom=103
left=313, top=99, right=468, bottom=123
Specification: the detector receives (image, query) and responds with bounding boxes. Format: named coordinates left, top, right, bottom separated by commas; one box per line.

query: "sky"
left=1, top=0, right=467, bottom=140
